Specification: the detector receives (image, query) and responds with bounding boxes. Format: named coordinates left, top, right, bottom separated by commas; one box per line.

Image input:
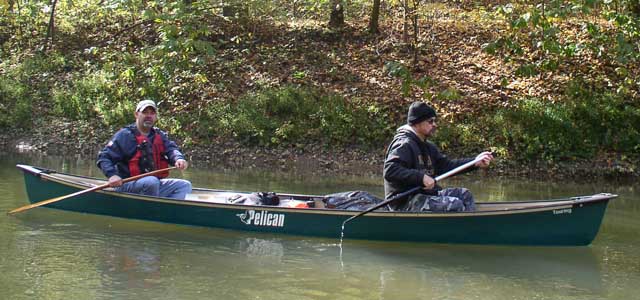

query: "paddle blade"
left=7, top=183, right=108, bottom=215
left=8, top=195, right=69, bottom=215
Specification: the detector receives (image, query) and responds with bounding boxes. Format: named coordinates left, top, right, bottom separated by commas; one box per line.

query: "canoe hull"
left=18, top=165, right=613, bottom=246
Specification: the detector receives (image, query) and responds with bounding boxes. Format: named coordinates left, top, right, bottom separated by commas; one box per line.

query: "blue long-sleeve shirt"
left=97, top=124, right=185, bottom=178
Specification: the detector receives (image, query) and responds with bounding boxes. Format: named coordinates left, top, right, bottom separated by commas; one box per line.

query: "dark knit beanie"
left=407, top=102, right=437, bottom=125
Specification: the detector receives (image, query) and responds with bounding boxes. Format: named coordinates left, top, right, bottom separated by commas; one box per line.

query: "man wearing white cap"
left=96, top=99, right=192, bottom=199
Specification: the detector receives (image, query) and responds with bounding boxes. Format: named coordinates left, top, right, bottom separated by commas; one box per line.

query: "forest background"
left=1, top=0, right=639, bottom=178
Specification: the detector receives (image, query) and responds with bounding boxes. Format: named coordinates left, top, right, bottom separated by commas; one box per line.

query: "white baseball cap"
left=136, top=99, right=157, bottom=112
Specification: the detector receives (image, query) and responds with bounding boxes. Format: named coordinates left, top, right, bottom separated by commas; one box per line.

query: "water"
left=1, top=152, right=639, bottom=300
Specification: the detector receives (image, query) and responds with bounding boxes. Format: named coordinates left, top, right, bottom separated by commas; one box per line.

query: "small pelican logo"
left=236, top=210, right=285, bottom=227
left=236, top=210, right=254, bottom=225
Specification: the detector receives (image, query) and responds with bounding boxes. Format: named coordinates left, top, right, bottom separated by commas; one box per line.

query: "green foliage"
left=0, top=76, right=31, bottom=128
left=52, top=69, right=132, bottom=125
left=219, top=0, right=372, bottom=22
left=480, top=1, right=639, bottom=161
left=484, top=2, right=570, bottom=77
left=384, top=61, right=462, bottom=102
left=488, top=80, right=640, bottom=160
left=189, top=101, right=234, bottom=138
left=136, top=1, right=215, bottom=99
left=0, top=53, right=67, bottom=128
left=437, top=87, right=462, bottom=101
left=485, top=1, right=639, bottom=97
left=1, top=0, right=638, bottom=166
left=224, top=86, right=391, bottom=146
left=434, top=122, right=488, bottom=155
left=384, top=61, right=434, bottom=97
left=491, top=98, right=578, bottom=160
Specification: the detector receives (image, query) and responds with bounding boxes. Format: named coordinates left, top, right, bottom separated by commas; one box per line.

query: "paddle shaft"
left=342, top=156, right=486, bottom=225
left=8, top=167, right=176, bottom=215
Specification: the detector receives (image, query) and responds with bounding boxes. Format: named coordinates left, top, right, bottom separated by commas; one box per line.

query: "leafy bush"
left=52, top=70, right=133, bottom=126
left=490, top=98, right=579, bottom=160
left=564, top=80, right=640, bottom=153
left=0, top=76, right=32, bottom=128
left=0, top=53, right=68, bottom=129
left=488, top=80, right=640, bottom=160
left=226, top=86, right=391, bottom=146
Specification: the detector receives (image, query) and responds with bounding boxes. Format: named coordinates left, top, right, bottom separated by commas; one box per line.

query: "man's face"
left=135, top=107, right=157, bottom=129
left=417, top=117, right=437, bottom=138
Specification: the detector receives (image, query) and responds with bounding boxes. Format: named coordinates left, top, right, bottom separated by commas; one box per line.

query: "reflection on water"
left=1, top=152, right=639, bottom=299
left=9, top=211, right=608, bottom=300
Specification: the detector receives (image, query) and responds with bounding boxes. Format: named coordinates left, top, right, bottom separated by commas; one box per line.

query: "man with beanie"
left=97, top=99, right=192, bottom=200
left=383, top=101, right=493, bottom=211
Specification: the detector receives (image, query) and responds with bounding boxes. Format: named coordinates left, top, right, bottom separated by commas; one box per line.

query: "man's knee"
left=137, top=176, right=161, bottom=195
left=158, top=179, right=192, bottom=199
left=138, top=176, right=160, bottom=187
left=177, top=180, right=192, bottom=194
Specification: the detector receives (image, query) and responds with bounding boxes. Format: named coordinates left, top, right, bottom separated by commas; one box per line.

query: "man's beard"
left=142, top=120, right=154, bottom=128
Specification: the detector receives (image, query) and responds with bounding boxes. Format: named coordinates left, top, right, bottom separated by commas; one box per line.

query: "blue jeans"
left=116, top=176, right=192, bottom=200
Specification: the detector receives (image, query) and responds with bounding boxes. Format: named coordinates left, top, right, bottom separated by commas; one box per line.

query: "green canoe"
left=15, top=164, right=615, bottom=246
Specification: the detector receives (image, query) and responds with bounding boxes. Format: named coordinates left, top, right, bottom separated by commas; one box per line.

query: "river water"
left=1, top=152, right=638, bottom=300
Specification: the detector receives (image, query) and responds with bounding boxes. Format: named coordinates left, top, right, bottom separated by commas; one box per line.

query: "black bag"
left=256, top=192, right=280, bottom=206
left=426, top=196, right=465, bottom=212
left=405, top=194, right=465, bottom=212
left=228, top=192, right=279, bottom=206
left=323, top=191, right=386, bottom=211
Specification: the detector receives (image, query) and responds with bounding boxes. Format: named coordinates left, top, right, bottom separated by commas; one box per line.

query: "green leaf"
left=515, top=64, right=539, bottom=77
left=383, top=61, right=410, bottom=79
left=481, top=42, right=498, bottom=55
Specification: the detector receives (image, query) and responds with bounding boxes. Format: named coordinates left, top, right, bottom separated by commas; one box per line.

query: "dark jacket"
left=383, top=125, right=474, bottom=210
left=97, top=124, right=185, bottom=178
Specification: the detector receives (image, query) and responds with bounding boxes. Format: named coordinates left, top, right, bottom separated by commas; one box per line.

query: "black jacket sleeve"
left=384, top=140, right=426, bottom=188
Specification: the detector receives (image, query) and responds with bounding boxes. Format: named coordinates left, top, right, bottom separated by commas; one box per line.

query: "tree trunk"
left=412, top=3, right=419, bottom=66
left=369, top=0, right=381, bottom=34
left=410, top=0, right=422, bottom=67
left=44, top=0, right=58, bottom=51
left=329, top=0, right=344, bottom=28
left=402, top=0, right=409, bottom=43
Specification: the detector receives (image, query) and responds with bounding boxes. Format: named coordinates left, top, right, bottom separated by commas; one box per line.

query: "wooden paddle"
left=342, top=154, right=489, bottom=225
left=8, top=167, right=176, bottom=215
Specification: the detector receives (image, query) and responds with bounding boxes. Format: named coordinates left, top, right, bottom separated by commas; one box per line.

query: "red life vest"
left=128, top=129, right=170, bottom=178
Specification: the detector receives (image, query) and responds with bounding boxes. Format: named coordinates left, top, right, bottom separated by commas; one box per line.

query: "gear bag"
left=229, top=192, right=280, bottom=206
left=404, top=187, right=476, bottom=212
left=323, top=191, right=387, bottom=211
